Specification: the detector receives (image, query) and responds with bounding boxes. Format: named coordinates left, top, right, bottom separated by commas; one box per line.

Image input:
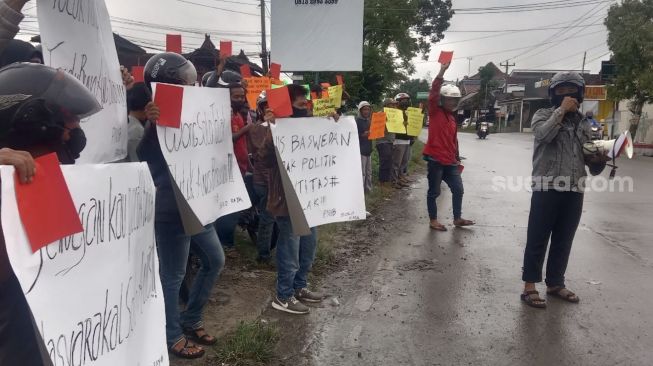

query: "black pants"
left=522, top=191, right=584, bottom=287
left=376, top=143, right=393, bottom=183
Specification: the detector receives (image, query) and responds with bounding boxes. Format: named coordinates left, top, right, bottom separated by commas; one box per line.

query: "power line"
left=176, top=0, right=270, bottom=18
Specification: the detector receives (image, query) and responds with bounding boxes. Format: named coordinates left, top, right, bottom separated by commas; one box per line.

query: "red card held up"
left=336, top=74, right=344, bottom=85
left=266, top=86, right=293, bottom=118
left=220, top=41, right=232, bottom=57
left=154, top=84, right=184, bottom=128
left=438, top=51, right=454, bottom=64
left=240, top=64, right=252, bottom=78
left=166, top=34, right=182, bottom=54
left=15, top=153, right=83, bottom=253
left=270, top=63, right=281, bottom=80
left=131, top=66, right=144, bottom=83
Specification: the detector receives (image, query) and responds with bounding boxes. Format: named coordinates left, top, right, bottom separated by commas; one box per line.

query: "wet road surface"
left=298, top=132, right=653, bottom=366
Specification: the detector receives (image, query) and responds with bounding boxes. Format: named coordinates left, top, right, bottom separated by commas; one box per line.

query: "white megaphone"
left=583, top=131, right=634, bottom=179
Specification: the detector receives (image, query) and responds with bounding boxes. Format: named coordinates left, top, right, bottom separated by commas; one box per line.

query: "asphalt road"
left=300, top=132, right=653, bottom=366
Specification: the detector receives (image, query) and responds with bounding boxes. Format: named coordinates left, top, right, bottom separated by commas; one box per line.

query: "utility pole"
left=580, top=51, right=587, bottom=113
left=467, top=57, right=472, bottom=75
left=260, top=0, right=269, bottom=73
left=500, top=59, right=515, bottom=77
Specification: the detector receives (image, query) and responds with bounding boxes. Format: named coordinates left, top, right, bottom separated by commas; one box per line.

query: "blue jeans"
left=215, top=212, right=240, bottom=248
left=275, top=223, right=318, bottom=299
left=254, top=184, right=275, bottom=260
left=155, top=221, right=225, bottom=347
left=426, top=160, right=464, bottom=220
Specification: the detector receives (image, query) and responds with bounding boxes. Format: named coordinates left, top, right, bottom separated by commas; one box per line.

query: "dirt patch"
left=396, top=259, right=442, bottom=272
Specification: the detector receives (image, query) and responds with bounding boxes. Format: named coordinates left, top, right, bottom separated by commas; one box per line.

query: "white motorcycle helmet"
left=441, top=84, right=462, bottom=98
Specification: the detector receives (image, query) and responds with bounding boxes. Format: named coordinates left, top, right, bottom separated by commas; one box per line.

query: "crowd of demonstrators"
left=423, top=62, right=475, bottom=232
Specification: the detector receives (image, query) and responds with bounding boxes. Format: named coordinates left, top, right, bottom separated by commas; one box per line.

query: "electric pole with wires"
left=259, top=0, right=269, bottom=73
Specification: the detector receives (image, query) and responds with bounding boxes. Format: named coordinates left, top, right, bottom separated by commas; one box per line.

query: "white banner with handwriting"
left=0, top=163, right=168, bottom=366
left=271, top=116, right=366, bottom=227
left=38, top=0, right=128, bottom=163
left=153, top=84, right=251, bottom=226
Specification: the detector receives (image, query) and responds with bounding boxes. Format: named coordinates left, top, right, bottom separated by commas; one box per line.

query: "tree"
left=391, top=78, right=431, bottom=105
left=604, top=0, right=653, bottom=140
left=305, top=1, right=453, bottom=106
left=471, top=64, right=500, bottom=112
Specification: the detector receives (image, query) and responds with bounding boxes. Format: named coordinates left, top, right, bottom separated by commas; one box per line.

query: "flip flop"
left=429, top=223, right=448, bottom=231
left=547, top=287, right=580, bottom=303
left=521, top=290, right=547, bottom=309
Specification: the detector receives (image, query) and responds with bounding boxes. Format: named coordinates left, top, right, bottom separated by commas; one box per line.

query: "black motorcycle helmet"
left=548, top=71, right=585, bottom=108
left=144, top=52, right=197, bottom=87
left=205, top=69, right=241, bottom=88
left=201, top=71, right=215, bottom=87
left=0, top=63, right=101, bottom=149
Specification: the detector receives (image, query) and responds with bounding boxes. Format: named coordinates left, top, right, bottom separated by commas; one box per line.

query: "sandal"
left=547, top=287, right=580, bottom=303
left=429, top=221, right=447, bottom=231
left=184, top=327, right=218, bottom=346
left=169, top=338, right=205, bottom=359
left=454, top=219, right=475, bottom=227
left=521, top=290, right=547, bottom=309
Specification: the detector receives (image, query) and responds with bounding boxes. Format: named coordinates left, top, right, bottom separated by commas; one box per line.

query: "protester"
left=251, top=84, right=335, bottom=314
left=214, top=71, right=254, bottom=254
left=376, top=98, right=397, bottom=187
left=0, top=62, right=101, bottom=366
left=356, top=101, right=373, bottom=193
left=521, top=72, right=608, bottom=309
left=138, top=52, right=223, bottom=359
left=125, top=82, right=156, bottom=162
left=423, top=62, right=475, bottom=231
left=121, top=65, right=135, bottom=91
left=391, top=92, right=412, bottom=189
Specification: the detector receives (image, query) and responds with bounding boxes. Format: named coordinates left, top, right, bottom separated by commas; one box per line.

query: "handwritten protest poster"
left=327, top=85, right=343, bottom=109
left=407, top=107, right=424, bottom=136
left=313, top=99, right=336, bottom=117
left=271, top=117, right=366, bottom=227
left=384, top=107, right=406, bottom=134
left=1, top=163, right=168, bottom=366
left=244, top=77, right=272, bottom=109
left=37, top=0, right=128, bottom=163
left=369, top=112, right=386, bottom=140
left=152, top=83, right=251, bottom=226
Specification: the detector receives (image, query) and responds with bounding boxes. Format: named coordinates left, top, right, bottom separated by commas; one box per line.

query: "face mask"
left=231, top=101, right=246, bottom=111
left=64, top=128, right=86, bottom=160
left=292, top=106, right=309, bottom=118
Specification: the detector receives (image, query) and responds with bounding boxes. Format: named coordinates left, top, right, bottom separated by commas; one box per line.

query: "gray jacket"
left=0, top=1, right=23, bottom=55
left=531, top=107, right=603, bottom=192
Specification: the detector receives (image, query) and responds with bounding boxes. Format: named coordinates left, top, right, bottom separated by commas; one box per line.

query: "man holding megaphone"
left=521, top=71, right=611, bottom=309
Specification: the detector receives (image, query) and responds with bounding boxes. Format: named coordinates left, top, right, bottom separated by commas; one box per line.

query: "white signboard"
left=38, top=0, right=128, bottom=163
left=271, top=116, right=366, bottom=227
left=153, top=83, right=251, bottom=226
left=1, top=163, right=168, bottom=366
left=271, top=0, right=364, bottom=71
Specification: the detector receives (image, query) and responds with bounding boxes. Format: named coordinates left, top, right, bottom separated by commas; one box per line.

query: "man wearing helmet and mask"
left=137, top=53, right=224, bottom=359
left=423, top=62, right=475, bottom=232
left=520, top=71, right=608, bottom=309
left=0, top=62, right=101, bottom=366
left=391, top=92, right=412, bottom=189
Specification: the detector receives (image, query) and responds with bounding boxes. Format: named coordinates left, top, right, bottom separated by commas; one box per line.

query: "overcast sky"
left=19, top=0, right=612, bottom=81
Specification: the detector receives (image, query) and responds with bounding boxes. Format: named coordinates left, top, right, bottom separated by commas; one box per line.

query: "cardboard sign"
left=327, top=85, right=343, bottom=109
left=312, top=99, right=336, bottom=117
left=220, top=40, right=232, bottom=57
left=406, top=107, right=424, bottom=136
left=244, top=77, right=272, bottom=109
left=152, top=83, right=251, bottom=225
left=270, top=63, right=282, bottom=80
left=267, top=86, right=293, bottom=118
left=1, top=163, right=168, bottom=366
left=38, top=0, right=128, bottom=163
left=14, top=153, right=82, bottom=252
left=384, top=107, right=406, bottom=134
left=153, top=84, right=184, bottom=128
left=166, top=34, right=182, bottom=54
left=438, top=51, right=454, bottom=64
left=240, top=64, right=252, bottom=78
left=131, top=66, right=145, bottom=83
left=270, top=116, right=366, bottom=227
left=368, top=112, right=386, bottom=140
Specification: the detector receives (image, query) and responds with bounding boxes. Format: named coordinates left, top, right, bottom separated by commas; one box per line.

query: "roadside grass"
left=212, top=320, right=280, bottom=366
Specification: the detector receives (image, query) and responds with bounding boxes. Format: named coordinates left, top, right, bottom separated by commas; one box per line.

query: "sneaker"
left=272, top=296, right=310, bottom=314
left=295, top=288, right=324, bottom=303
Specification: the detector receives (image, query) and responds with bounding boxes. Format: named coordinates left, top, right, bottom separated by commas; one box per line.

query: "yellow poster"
left=328, top=85, right=343, bottom=109
left=313, top=99, right=336, bottom=117
left=384, top=107, right=406, bottom=134
left=407, top=111, right=424, bottom=137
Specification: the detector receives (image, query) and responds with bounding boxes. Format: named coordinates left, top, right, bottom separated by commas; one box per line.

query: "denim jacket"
left=531, top=107, right=595, bottom=192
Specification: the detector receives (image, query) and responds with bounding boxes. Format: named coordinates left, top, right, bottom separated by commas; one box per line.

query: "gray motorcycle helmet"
left=548, top=71, right=585, bottom=106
